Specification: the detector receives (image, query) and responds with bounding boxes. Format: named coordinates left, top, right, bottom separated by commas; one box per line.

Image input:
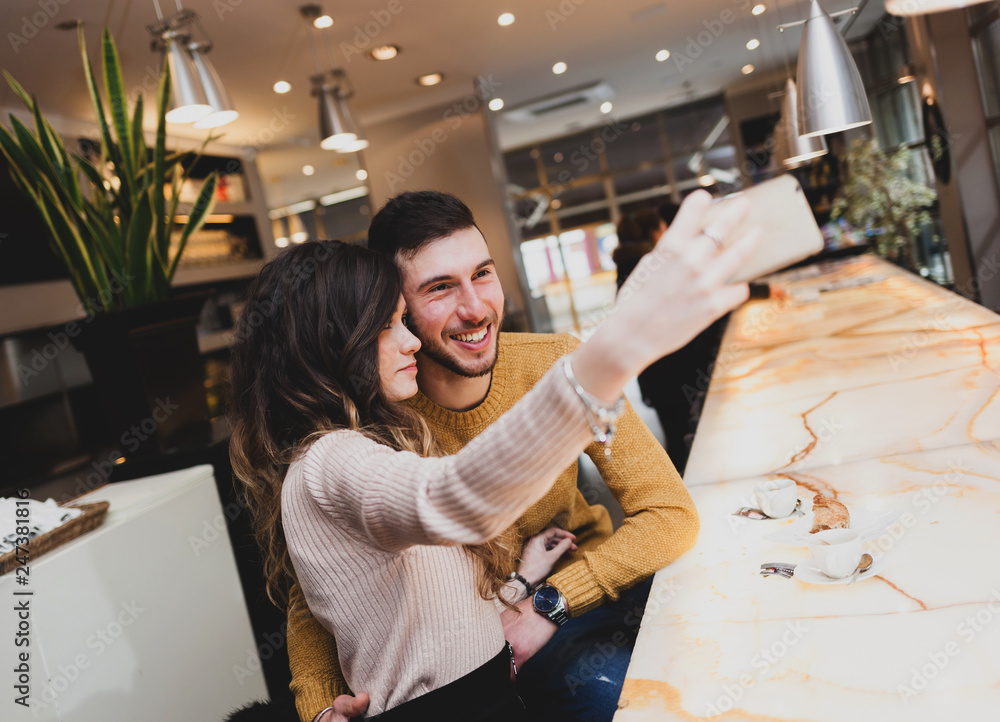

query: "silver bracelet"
left=562, top=356, right=625, bottom=459
left=313, top=706, right=335, bottom=722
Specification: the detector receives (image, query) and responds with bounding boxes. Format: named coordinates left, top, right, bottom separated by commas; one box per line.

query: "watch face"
left=533, top=585, right=559, bottom=613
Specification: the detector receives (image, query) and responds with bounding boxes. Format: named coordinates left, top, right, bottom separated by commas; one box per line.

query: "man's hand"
left=501, top=597, right=558, bottom=669
left=316, top=693, right=369, bottom=722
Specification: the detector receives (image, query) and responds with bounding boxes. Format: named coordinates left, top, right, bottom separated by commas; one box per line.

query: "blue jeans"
left=517, top=577, right=653, bottom=722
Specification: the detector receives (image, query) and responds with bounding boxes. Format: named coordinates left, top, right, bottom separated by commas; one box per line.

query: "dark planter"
left=71, top=292, right=211, bottom=457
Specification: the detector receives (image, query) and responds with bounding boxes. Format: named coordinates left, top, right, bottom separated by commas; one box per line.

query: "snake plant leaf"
left=78, top=25, right=120, bottom=184
left=101, top=28, right=134, bottom=199
left=32, top=101, right=82, bottom=210
left=154, top=61, right=169, bottom=275
left=131, top=92, right=147, bottom=183
left=167, top=172, right=217, bottom=281
left=124, top=190, right=155, bottom=301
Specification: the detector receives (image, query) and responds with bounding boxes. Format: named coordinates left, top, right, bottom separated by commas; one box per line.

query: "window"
left=971, top=5, right=1000, bottom=190
left=504, top=96, right=737, bottom=333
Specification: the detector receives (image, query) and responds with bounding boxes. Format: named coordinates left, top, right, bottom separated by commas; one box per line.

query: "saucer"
left=794, top=555, right=888, bottom=585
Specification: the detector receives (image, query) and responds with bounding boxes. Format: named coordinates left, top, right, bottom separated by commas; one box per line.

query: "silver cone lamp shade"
left=333, top=96, right=369, bottom=154
left=886, top=0, right=994, bottom=15
left=796, top=0, right=872, bottom=137
left=782, top=78, right=828, bottom=166
left=189, top=43, right=239, bottom=129
left=772, top=115, right=792, bottom=168
left=163, top=34, right=212, bottom=124
left=316, top=80, right=357, bottom=151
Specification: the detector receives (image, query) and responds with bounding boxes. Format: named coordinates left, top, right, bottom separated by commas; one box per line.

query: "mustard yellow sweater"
left=286, top=332, right=699, bottom=721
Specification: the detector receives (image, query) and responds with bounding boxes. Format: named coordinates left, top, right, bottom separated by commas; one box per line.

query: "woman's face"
left=379, top=296, right=422, bottom=402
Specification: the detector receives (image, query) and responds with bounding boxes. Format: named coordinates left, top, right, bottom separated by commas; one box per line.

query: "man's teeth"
left=452, top=328, right=487, bottom=343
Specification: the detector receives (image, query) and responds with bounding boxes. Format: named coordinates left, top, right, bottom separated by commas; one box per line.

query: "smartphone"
left=701, top=174, right=824, bottom=283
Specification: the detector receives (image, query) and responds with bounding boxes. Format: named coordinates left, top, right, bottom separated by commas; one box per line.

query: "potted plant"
left=831, top=138, right=937, bottom=270
left=0, top=26, right=219, bottom=456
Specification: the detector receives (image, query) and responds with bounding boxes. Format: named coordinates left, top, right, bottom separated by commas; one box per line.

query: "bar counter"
left=615, top=255, right=1000, bottom=720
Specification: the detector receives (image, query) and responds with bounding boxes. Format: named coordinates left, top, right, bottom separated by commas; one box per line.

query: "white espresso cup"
left=809, top=529, right=863, bottom=578
left=753, top=478, right=798, bottom=518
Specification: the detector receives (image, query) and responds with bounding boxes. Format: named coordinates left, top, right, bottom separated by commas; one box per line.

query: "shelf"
left=198, top=330, right=235, bottom=354
left=172, top=201, right=256, bottom=217
left=172, top=259, right=263, bottom=287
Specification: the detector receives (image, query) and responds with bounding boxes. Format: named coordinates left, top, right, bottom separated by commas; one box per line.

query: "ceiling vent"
left=504, top=81, right=615, bottom=123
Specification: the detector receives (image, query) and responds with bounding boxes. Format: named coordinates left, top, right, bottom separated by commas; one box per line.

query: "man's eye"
left=475, top=269, right=491, bottom=279
left=430, top=284, right=448, bottom=292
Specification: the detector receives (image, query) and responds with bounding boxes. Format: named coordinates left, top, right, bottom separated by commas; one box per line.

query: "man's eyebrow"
left=416, top=259, right=495, bottom=290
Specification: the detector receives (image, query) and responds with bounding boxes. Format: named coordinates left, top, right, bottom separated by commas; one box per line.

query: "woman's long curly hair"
left=229, top=240, right=516, bottom=610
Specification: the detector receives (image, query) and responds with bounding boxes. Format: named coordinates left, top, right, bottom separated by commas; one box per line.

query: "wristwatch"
left=532, top=584, right=570, bottom=627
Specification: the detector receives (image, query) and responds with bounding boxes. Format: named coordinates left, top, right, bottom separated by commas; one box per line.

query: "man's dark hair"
left=368, top=190, right=480, bottom=260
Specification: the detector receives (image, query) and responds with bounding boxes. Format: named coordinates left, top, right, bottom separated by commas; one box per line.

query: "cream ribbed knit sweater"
left=281, top=360, right=593, bottom=716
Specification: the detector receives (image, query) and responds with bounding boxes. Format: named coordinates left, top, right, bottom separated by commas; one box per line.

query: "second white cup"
left=753, top=478, right=798, bottom=518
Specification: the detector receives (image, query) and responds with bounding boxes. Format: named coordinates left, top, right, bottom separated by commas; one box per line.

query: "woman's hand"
left=573, top=190, right=760, bottom=404
left=517, top=527, right=577, bottom=589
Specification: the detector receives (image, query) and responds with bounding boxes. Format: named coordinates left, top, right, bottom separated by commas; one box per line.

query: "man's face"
left=397, top=226, right=505, bottom=378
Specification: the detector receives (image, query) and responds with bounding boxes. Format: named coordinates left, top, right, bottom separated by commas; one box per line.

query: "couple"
left=229, top=189, right=757, bottom=721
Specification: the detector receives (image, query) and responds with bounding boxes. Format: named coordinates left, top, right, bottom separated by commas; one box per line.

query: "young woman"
left=229, top=191, right=756, bottom=719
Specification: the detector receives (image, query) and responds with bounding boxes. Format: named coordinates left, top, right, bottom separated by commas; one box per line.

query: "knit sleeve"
left=286, top=582, right=349, bottom=721
left=295, top=361, right=593, bottom=553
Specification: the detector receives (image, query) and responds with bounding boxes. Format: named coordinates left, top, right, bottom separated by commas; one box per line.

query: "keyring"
left=701, top=228, right=725, bottom=251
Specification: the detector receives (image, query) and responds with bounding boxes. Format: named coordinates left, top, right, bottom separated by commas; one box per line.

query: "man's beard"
left=411, top=313, right=503, bottom=379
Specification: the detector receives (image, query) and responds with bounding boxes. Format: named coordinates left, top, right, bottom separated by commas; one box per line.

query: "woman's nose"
left=401, top=326, right=421, bottom=353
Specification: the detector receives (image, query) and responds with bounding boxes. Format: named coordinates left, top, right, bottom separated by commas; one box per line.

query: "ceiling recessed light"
left=488, top=98, right=504, bottom=111
left=656, top=49, right=670, bottom=62
left=368, top=45, right=399, bottom=61
left=552, top=61, right=567, bottom=75
left=273, top=80, right=292, bottom=94
left=275, top=236, right=290, bottom=248
left=600, top=101, right=613, bottom=114
left=742, top=64, right=755, bottom=75
left=313, top=14, right=333, bottom=28
left=550, top=199, right=563, bottom=209
left=417, top=72, right=444, bottom=86
left=302, top=165, right=315, bottom=176
left=356, top=169, right=368, bottom=181
left=752, top=4, right=766, bottom=15
left=699, top=174, right=715, bottom=186
left=746, top=38, right=760, bottom=50
left=498, top=12, right=515, bottom=26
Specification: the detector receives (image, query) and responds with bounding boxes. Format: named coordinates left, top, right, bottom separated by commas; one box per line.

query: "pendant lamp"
left=314, top=75, right=357, bottom=151
left=189, top=42, right=239, bottom=128
left=886, top=0, right=994, bottom=15
left=782, top=78, right=828, bottom=166
left=796, top=0, right=872, bottom=137
left=332, top=95, right=369, bottom=153
left=163, top=32, right=212, bottom=124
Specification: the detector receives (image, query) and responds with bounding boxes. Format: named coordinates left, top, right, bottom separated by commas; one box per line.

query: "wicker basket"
left=0, top=501, right=111, bottom=577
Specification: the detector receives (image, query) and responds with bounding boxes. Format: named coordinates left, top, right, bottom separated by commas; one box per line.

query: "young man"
left=286, top=191, right=700, bottom=722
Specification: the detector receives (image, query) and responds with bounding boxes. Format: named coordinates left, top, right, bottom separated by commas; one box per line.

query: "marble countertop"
left=617, top=256, right=1000, bottom=721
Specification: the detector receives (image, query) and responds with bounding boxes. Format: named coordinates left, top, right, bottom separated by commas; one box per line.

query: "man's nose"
left=456, top=283, right=487, bottom=321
